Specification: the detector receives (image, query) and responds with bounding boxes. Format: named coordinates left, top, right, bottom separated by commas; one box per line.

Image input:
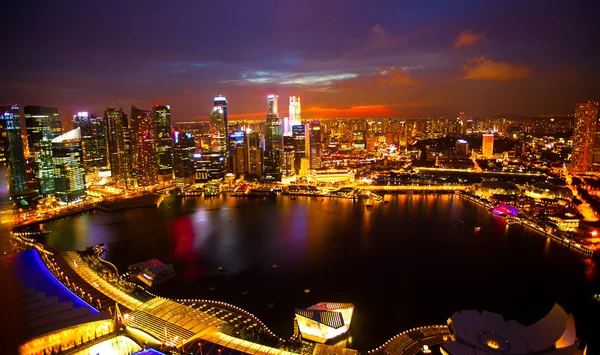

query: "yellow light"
left=486, top=339, right=500, bottom=350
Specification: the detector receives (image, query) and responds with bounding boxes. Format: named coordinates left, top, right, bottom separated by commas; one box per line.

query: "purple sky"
left=2, top=0, right=599, bottom=121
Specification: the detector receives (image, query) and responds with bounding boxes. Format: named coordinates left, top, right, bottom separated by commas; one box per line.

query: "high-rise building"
left=51, top=127, right=86, bottom=203
left=282, top=135, right=295, bottom=176
left=455, top=139, right=470, bottom=157
left=482, top=134, right=494, bottom=157
left=571, top=101, right=600, bottom=172
left=153, top=105, right=173, bottom=181
left=0, top=105, right=28, bottom=195
left=213, top=95, right=230, bottom=170
left=173, top=131, right=196, bottom=188
left=24, top=105, right=61, bottom=195
left=305, top=122, right=322, bottom=169
left=229, top=131, right=246, bottom=175
left=246, top=131, right=263, bottom=178
left=267, top=94, right=278, bottom=116
left=105, top=108, right=129, bottom=186
left=264, top=96, right=283, bottom=181
left=131, top=106, right=157, bottom=187
left=292, top=125, right=306, bottom=173
left=289, top=96, right=302, bottom=127
left=194, top=152, right=226, bottom=182
left=73, top=112, right=108, bottom=172
left=282, top=116, right=291, bottom=136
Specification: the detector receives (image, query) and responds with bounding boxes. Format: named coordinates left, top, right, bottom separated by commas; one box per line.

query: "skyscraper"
left=131, top=106, right=158, bottom=187
left=24, top=105, right=61, bottom=195
left=264, top=95, right=283, bottom=181
left=51, top=127, right=86, bottom=203
left=173, top=131, right=195, bottom=188
left=213, top=95, right=230, bottom=170
left=267, top=94, right=278, bottom=116
left=0, top=105, right=27, bottom=195
left=282, top=135, right=295, bottom=176
left=105, top=108, right=129, bottom=185
left=482, top=134, right=494, bottom=158
left=153, top=105, right=174, bottom=181
left=289, top=96, right=302, bottom=127
left=305, top=122, right=322, bottom=169
left=292, top=124, right=306, bottom=173
left=570, top=101, right=600, bottom=172
left=73, top=112, right=108, bottom=172
left=246, top=131, right=263, bottom=178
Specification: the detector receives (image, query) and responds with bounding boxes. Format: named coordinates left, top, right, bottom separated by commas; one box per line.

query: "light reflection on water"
left=37, top=194, right=599, bottom=350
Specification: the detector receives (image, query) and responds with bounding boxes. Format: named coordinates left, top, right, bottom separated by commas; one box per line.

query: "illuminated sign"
left=77, top=112, right=89, bottom=117
left=457, top=139, right=468, bottom=144
left=193, top=153, right=202, bottom=158
left=174, top=131, right=180, bottom=143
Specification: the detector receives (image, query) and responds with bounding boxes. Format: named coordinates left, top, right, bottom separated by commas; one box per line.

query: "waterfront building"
left=473, top=180, right=520, bottom=199
left=246, top=131, right=263, bottom=178
left=0, top=105, right=28, bottom=195
left=305, top=122, right=322, bottom=169
left=289, top=96, right=302, bottom=127
left=441, top=304, right=578, bottom=354
left=308, top=168, right=354, bottom=184
left=282, top=135, right=295, bottom=176
left=105, top=108, right=129, bottom=186
left=173, top=131, right=196, bottom=187
left=264, top=96, right=283, bottom=181
left=482, top=133, right=494, bottom=157
left=292, top=124, right=306, bottom=173
left=228, top=130, right=246, bottom=176
left=131, top=106, right=158, bottom=187
left=194, top=151, right=226, bottom=182
left=153, top=105, right=174, bottom=182
left=24, top=105, right=61, bottom=195
left=51, top=127, right=86, bottom=202
left=73, top=112, right=108, bottom=172
left=294, top=302, right=354, bottom=343
left=571, top=101, right=599, bottom=172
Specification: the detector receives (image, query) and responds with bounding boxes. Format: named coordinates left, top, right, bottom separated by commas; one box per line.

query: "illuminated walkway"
left=61, top=252, right=303, bottom=355
left=368, top=325, right=450, bottom=355
left=359, top=185, right=468, bottom=191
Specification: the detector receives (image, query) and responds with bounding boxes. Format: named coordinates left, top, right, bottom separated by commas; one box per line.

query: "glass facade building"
left=105, top=108, right=129, bottom=185
left=131, top=106, right=158, bottom=187
left=173, top=131, right=196, bottom=187
left=51, top=128, right=86, bottom=202
left=153, top=105, right=174, bottom=181
left=24, top=105, right=61, bottom=195
left=0, top=105, right=28, bottom=194
left=73, top=112, right=108, bottom=172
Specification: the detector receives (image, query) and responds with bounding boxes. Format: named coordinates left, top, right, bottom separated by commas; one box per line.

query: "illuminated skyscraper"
left=208, top=105, right=228, bottom=175
left=51, top=127, right=86, bottom=202
left=73, top=112, right=108, bottom=172
left=282, top=135, right=295, bottom=176
left=264, top=96, right=283, bottom=181
left=131, top=106, right=158, bottom=187
left=305, top=122, right=322, bottom=169
left=213, top=95, right=230, bottom=170
left=292, top=125, right=306, bottom=172
left=571, top=101, right=600, bottom=172
left=267, top=94, right=278, bottom=116
left=289, top=96, right=302, bottom=127
left=246, top=131, right=263, bottom=178
left=173, top=131, right=196, bottom=187
left=153, top=105, right=174, bottom=181
left=24, top=105, right=61, bottom=195
left=0, top=105, right=27, bottom=194
left=105, top=108, right=129, bottom=185
left=482, top=134, right=494, bottom=157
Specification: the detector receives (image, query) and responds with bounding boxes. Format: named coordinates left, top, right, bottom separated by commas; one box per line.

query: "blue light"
left=174, top=131, right=180, bottom=143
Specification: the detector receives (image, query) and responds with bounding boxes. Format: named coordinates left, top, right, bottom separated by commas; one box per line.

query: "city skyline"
left=2, top=0, right=600, bottom=122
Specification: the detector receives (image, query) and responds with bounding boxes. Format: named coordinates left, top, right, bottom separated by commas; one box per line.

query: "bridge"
left=358, top=185, right=469, bottom=192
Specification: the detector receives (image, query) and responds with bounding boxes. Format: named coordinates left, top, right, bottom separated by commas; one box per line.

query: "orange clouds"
left=181, top=89, right=193, bottom=95
left=462, top=56, right=532, bottom=81
left=339, top=67, right=421, bottom=90
left=454, top=30, right=484, bottom=48
left=195, top=111, right=265, bottom=120
left=305, top=104, right=401, bottom=117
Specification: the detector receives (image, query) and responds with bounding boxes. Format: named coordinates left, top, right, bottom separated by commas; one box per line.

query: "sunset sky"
left=2, top=0, right=600, bottom=121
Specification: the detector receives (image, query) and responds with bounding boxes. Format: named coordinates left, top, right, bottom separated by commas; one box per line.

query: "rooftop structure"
left=441, top=303, right=578, bottom=354
left=128, top=259, right=175, bottom=287
left=295, top=302, right=354, bottom=343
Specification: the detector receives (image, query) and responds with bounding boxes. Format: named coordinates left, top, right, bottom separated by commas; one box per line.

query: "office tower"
left=213, top=95, right=230, bottom=170
left=482, top=134, right=494, bottom=157
left=455, top=139, right=470, bottom=157
left=105, top=108, right=129, bottom=185
left=51, top=127, right=86, bottom=202
left=24, top=105, right=61, bottom=195
left=289, top=96, right=302, bottom=127
left=353, top=130, right=366, bottom=150
left=246, top=131, right=263, bottom=178
left=292, top=125, right=306, bottom=172
left=264, top=96, right=283, bottom=181
left=305, top=122, right=322, bottom=169
left=153, top=105, right=174, bottom=181
left=73, top=112, right=108, bottom=172
left=209, top=105, right=228, bottom=152
left=173, top=131, right=195, bottom=187
left=228, top=130, right=246, bottom=175
left=282, top=135, right=295, bottom=176
left=194, top=152, right=226, bottom=182
left=571, top=101, right=600, bottom=172
left=131, top=106, right=158, bottom=187
left=267, top=94, right=278, bottom=116
left=0, top=105, right=27, bottom=194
